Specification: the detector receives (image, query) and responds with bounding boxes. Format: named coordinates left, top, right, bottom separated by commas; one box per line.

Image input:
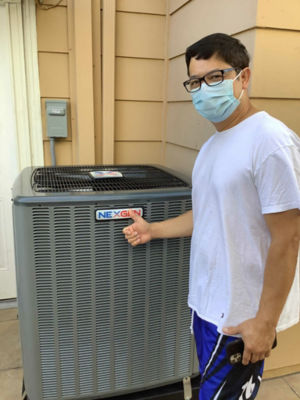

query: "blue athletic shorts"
left=192, top=311, right=264, bottom=400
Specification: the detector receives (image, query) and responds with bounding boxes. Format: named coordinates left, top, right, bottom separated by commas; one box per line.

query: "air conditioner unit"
left=12, top=165, right=197, bottom=400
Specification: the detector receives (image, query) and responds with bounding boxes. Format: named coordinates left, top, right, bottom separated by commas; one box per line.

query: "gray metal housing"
left=13, top=166, right=198, bottom=400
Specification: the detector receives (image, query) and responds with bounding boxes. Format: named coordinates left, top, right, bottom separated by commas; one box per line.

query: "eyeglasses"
left=183, top=67, right=240, bottom=93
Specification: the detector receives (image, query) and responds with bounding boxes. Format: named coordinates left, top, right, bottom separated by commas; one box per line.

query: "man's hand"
left=123, top=209, right=193, bottom=246
left=223, top=318, right=276, bottom=365
left=123, top=210, right=152, bottom=246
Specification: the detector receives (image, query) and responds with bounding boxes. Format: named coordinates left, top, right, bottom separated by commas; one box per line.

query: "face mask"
left=191, top=72, right=244, bottom=123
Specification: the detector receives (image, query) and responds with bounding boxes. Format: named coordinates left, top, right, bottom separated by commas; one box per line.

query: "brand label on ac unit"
left=95, top=208, right=143, bottom=221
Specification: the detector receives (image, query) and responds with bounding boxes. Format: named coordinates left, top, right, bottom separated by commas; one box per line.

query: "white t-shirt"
left=189, top=111, right=300, bottom=334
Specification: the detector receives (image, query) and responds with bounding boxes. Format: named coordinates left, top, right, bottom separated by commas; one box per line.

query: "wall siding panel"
left=164, top=143, right=197, bottom=179
left=114, top=3, right=166, bottom=166
left=116, top=12, right=165, bottom=59
left=116, top=58, right=164, bottom=101
left=167, top=55, right=190, bottom=102
left=43, top=140, right=72, bottom=166
left=115, top=141, right=162, bottom=164
left=37, top=2, right=70, bottom=166
left=116, top=0, right=166, bottom=15
left=168, top=0, right=258, bottom=59
left=168, top=0, right=190, bottom=15
left=36, top=6, right=68, bottom=52
left=38, top=52, right=69, bottom=99
left=166, top=102, right=214, bottom=150
left=41, top=0, right=67, bottom=5
left=257, top=0, right=300, bottom=30
left=115, top=101, right=163, bottom=141
left=251, top=29, right=300, bottom=98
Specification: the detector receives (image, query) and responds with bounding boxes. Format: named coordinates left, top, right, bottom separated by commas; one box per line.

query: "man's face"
left=188, top=55, right=242, bottom=99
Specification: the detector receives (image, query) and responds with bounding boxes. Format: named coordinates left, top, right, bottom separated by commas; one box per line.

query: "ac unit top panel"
left=12, top=165, right=191, bottom=205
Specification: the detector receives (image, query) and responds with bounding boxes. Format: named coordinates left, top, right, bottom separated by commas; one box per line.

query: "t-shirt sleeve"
left=254, top=145, right=300, bottom=214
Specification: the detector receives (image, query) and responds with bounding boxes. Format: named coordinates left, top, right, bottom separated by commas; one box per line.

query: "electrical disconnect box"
left=45, top=99, right=68, bottom=138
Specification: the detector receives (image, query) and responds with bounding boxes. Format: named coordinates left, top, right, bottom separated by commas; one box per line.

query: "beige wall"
left=37, top=0, right=97, bottom=166
left=114, top=0, right=166, bottom=164
left=36, top=0, right=72, bottom=165
left=37, top=0, right=167, bottom=166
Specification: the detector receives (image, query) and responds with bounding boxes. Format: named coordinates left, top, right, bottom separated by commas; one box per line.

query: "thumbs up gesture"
left=122, top=210, right=152, bottom=246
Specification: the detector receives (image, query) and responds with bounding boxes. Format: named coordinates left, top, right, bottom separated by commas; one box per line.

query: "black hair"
left=185, top=33, right=250, bottom=75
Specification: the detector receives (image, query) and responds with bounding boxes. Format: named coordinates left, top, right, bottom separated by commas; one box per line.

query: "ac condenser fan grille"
left=31, top=165, right=189, bottom=193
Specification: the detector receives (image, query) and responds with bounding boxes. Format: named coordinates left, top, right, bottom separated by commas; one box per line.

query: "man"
left=123, top=33, right=300, bottom=399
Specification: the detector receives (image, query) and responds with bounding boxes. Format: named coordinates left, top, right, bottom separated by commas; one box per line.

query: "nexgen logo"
left=95, top=208, right=143, bottom=221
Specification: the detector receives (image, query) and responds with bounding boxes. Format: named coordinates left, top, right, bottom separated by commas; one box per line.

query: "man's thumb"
left=129, top=209, right=142, bottom=222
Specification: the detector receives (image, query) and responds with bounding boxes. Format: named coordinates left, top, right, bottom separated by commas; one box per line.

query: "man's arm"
left=223, top=208, right=300, bottom=365
left=123, top=209, right=193, bottom=246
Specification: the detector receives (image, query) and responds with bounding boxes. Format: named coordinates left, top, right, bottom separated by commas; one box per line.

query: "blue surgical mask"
left=191, top=73, right=244, bottom=123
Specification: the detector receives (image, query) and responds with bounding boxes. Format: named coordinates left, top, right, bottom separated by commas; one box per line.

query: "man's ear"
left=241, top=67, right=251, bottom=90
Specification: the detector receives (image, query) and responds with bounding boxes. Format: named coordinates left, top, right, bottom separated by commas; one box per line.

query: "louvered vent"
left=32, top=198, right=192, bottom=399
left=31, top=165, right=189, bottom=193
